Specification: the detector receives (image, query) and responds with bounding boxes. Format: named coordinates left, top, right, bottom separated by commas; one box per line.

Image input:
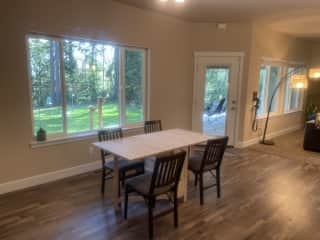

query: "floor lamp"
left=260, top=67, right=308, bottom=145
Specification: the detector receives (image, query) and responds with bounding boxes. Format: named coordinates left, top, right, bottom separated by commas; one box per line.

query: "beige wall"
left=308, top=43, right=320, bottom=106
left=0, top=0, right=193, bottom=184
left=0, top=0, right=314, bottom=185
left=189, top=22, right=312, bottom=142
left=242, top=23, right=312, bottom=141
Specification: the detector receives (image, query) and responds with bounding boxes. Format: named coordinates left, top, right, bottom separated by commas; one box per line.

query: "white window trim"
left=26, top=33, right=150, bottom=143
left=29, top=126, right=145, bottom=149
left=257, top=110, right=304, bottom=120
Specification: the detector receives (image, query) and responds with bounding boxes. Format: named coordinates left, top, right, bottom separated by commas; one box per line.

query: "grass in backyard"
left=33, top=103, right=142, bottom=135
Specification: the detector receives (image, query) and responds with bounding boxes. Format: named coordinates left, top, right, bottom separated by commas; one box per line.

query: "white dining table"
left=92, top=128, right=216, bottom=209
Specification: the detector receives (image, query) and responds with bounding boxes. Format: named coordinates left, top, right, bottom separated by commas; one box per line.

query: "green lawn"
left=33, top=103, right=142, bottom=135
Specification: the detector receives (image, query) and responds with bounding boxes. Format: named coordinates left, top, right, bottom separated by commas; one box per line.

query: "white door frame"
left=192, top=51, right=245, bottom=147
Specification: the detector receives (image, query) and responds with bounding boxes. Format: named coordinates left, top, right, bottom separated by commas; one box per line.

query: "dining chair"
left=144, top=120, right=162, bottom=134
left=188, top=137, right=228, bottom=205
left=144, top=120, right=162, bottom=171
left=98, top=128, right=145, bottom=195
left=124, top=151, right=186, bottom=240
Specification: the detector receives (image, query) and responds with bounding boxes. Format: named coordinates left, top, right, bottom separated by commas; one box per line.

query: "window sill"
left=30, top=126, right=144, bottom=149
left=283, top=110, right=304, bottom=115
left=257, top=110, right=303, bottom=120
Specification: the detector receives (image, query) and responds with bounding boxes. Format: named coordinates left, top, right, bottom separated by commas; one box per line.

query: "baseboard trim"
left=0, top=161, right=101, bottom=195
left=237, top=124, right=304, bottom=148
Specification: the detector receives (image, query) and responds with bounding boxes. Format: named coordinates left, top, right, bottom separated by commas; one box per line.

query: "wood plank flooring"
left=1, top=131, right=320, bottom=239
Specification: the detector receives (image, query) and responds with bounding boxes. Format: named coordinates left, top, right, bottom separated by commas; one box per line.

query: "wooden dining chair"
left=144, top=120, right=162, bottom=171
left=98, top=128, right=145, bottom=195
left=188, top=137, right=228, bottom=205
left=124, top=151, right=186, bottom=240
left=144, top=120, right=162, bottom=134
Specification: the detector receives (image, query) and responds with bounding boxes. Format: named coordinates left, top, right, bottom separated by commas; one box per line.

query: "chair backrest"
left=201, top=137, right=228, bottom=170
left=98, top=128, right=123, bottom=161
left=98, top=127, right=123, bottom=142
left=149, top=151, right=186, bottom=195
left=144, top=120, right=162, bottom=134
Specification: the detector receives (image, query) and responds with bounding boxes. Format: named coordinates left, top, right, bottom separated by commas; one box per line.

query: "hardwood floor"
left=1, top=131, right=320, bottom=239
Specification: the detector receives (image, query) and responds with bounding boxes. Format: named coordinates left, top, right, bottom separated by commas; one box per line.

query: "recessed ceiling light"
left=176, top=0, right=185, bottom=2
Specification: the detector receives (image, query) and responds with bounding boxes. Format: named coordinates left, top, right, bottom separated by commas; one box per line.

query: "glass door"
left=203, top=67, right=229, bottom=136
left=192, top=55, right=241, bottom=146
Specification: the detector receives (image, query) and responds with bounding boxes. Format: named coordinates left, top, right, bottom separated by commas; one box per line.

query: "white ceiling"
left=115, top=0, right=320, bottom=39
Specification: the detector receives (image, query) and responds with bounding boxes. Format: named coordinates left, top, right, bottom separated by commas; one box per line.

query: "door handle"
left=231, top=107, right=237, bottom=110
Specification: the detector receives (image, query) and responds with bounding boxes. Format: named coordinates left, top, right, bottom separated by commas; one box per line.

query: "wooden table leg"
left=113, top=155, right=121, bottom=210
left=178, top=146, right=190, bottom=202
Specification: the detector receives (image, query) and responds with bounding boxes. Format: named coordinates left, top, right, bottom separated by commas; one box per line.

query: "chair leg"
left=199, top=173, right=204, bottom=205
left=194, top=173, right=198, bottom=186
left=118, top=175, right=121, bottom=207
left=124, top=185, right=129, bottom=219
left=121, top=172, right=125, bottom=188
left=173, top=190, right=178, bottom=228
left=148, top=198, right=154, bottom=239
left=101, top=168, right=106, bottom=194
left=216, top=169, right=221, bottom=198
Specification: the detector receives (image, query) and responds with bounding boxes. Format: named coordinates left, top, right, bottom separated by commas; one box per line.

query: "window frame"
left=257, top=61, right=306, bottom=120
left=26, top=33, right=149, bottom=140
left=257, top=64, right=282, bottom=118
left=283, top=66, right=305, bottom=114
left=119, top=47, right=148, bottom=128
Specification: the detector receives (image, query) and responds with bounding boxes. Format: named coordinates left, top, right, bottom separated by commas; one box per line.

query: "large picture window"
left=284, top=67, right=304, bottom=113
left=257, top=62, right=305, bottom=118
left=257, top=65, right=281, bottom=116
left=27, top=35, right=147, bottom=138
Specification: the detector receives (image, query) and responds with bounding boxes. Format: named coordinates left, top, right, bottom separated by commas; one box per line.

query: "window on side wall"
left=27, top=35, right=147, bottom=139
left=283, top=67, right=305, bottom=113
left=257, top=65, right=281, bottom=117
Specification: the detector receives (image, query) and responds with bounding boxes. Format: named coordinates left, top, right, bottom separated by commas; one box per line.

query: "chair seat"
left=188, top=153, right=216, bottom=173
left=126, top=173, right=173, bottom=196
left=144, top=156, right=156, bottom=171
left=105, top=159, right=144, bottom=173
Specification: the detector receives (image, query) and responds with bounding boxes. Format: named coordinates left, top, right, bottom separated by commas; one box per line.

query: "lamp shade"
left=290, top=74, right=308, bottom=89
left=309, top=68, right=320, bottom=79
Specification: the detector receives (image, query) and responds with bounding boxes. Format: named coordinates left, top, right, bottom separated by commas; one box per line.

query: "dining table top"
left=92, top=128, right=217, bottom=160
